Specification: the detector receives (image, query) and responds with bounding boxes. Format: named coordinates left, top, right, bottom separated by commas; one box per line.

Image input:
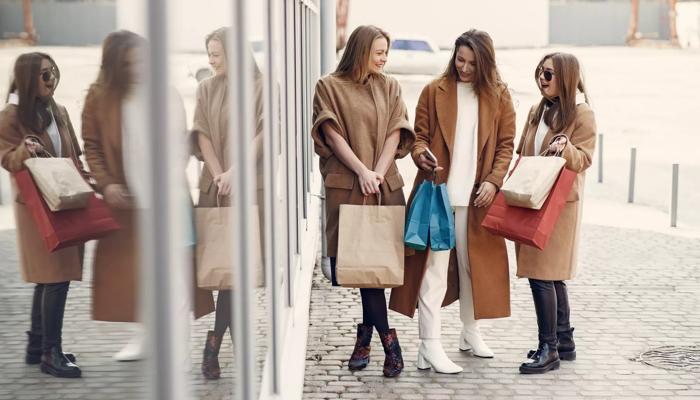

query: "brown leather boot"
left=348, top=324, right=373, bottom=371
left=379, top=328, right=403, bottom=378
left=201, top=330, right=223, bottom=379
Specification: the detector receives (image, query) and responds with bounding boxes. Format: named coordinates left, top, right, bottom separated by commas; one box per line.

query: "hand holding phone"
left=418, top=148, right=441, bottom=171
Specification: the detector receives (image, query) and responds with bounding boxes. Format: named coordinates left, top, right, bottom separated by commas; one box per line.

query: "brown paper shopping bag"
left=195, top=205, right=264, bottom=290
left=336, top=195, right=405, bottom=288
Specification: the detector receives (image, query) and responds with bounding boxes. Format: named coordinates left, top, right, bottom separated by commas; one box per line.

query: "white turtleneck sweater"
left=446, top=82, right=479, bottom=207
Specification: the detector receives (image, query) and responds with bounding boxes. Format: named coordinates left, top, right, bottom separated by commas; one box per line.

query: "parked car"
left=384, top=34, right=444, bottom=75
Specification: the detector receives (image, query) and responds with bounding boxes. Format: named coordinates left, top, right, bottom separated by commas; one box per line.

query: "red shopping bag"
left=481, top=166, right=576, bottom=250
left=14, top=169, right=121, bottom=252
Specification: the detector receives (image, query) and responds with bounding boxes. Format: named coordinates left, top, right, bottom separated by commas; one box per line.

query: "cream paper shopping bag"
left=24, top=157, right=93, bottom=211
left=501, top=156, right=566, bottom=209
left=336, top=199, right=405, bottom=288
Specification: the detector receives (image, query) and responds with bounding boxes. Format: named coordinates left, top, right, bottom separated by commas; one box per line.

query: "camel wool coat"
left=311, top=73, right=415, bottom=258
left=515, top=102, right=596, bottom=281
left=0, top=101, right=83, bottom=284
left=82, top=84, right=214, bottom=322
left=389, top=77, right=516, bottom=319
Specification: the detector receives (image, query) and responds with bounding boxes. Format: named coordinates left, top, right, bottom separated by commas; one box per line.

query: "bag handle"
left=539, top=135, right=568, bottom=157
left=361, top=191, right=382, bottom=206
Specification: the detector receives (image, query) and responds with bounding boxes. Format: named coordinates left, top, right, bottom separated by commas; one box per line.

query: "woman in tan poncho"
left=311, top=25, right=415, bottom=378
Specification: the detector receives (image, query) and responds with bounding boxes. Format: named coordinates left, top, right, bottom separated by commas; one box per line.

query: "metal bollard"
left=671, top=164, right=679, bottom=227
left=597, top=133, right=603, bottom=183
left=628, top=147, right=636, bottom=203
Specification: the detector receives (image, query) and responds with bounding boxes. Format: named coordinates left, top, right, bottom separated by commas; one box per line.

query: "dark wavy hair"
left=442, top=29, right=503, bottom=98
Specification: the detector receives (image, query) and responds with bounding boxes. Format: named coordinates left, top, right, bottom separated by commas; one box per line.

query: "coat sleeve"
left=0, top=107, right=34, bottom=173
left=557, top=104, right=596, bottom=173
left=516, top=105, right=536, bottom=156
left=386, top=79, right=416, bottom=159
left=190, top=82, right=210, bottom=161
left=81, top=87, right=118, bottom=193
left=410, top=84, right=431, bottom=164
left=60, top=105, right=91, bottom=179
left=310, top=79, right=344, bottom=159
left=483, top=87, right=516, bottom=189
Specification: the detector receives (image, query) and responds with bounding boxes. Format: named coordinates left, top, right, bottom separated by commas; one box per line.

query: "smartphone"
left=424, top=148, right=438, bottom=165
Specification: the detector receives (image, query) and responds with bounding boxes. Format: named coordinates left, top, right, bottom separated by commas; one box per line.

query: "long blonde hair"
left=334, top=25, right=390, bottom=83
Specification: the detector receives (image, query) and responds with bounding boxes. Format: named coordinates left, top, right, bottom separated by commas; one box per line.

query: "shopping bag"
left=481, top=166, right=576, bottom=250
left=195, top=206, right=264, bottom=290
left=500, top=156, right=566, bottom=209
left=14, top=169, right=121, bottom=252
left=336, top=195, right=405, bottom=288
left=404, top=180, right=433, bottom=250
left=24, top=157, right=93, bottom=211
left=429, top=183, right=455, bottom=251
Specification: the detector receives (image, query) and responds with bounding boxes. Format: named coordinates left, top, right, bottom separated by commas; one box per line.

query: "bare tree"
left=336, top=0, right=349, bottom=51
left=627, top=0, right=679, bottom=47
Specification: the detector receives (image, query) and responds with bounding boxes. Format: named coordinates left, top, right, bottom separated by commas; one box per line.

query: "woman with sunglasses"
left=390, top=29, right=515, bottom=373
left=0, top=52, right=83, bottom=378
left=516, top=52, right=596, bottom=374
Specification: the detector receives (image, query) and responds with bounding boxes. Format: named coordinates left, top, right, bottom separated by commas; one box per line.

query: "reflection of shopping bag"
left=195, top=206, right=264, bottom=290
left=14, top=169, right=120, bottom=252
left=404, top=180, right=433, bottom=250
left=24, top=157, right=93, bottom=211
left=336, top=195, right=405, bottom=288
left=482, top=166, right=576, bottom=250
left=429, top=183, right=455, bottom=251
left=500, top=156, right=566, bottom=209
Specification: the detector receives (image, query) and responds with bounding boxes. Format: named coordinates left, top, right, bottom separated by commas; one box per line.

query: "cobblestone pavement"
left=0, top=229, right=271, bottom=400
left=303, top=224, right=700, bottom=399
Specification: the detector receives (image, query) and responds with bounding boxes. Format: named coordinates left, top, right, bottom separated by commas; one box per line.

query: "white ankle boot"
left=417, top=339, right=463, bottom=374
left=459, top=326, right=494, bottom=358
left=114, top=326, right=145, bottom=362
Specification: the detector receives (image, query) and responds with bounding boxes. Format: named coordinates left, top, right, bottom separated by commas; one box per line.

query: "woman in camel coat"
left=0, top=52, right=83, bottom=378
left=517, top=52, right=596, bottom=374
left=389, top=30, right=515, bottom=373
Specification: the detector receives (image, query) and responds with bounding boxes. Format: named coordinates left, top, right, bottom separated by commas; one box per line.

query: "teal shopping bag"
left=404, top=180, right=434, bottom=250
left=429, top=183, right=456, bottom=251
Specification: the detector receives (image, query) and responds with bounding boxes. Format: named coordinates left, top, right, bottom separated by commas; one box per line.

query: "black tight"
left=213, top=290, right=232, bottom=337
left=30, top=282, right=70, bottom=352
left=528, top=279, right=571, bottom=346
left=331, top=257, right=390, bottom=334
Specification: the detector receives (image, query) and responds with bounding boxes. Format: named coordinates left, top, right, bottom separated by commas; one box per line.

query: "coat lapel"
left=370, top=76, right=387, bottom=168
left=435, top=78, right=457, bottom=159
left=476, top=92, right=497, bottom=157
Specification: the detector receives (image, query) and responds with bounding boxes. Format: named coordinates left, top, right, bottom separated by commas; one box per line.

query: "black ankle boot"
left=348, top=324, right=373, bottom=371
left=25, top=331, right=76, bottom=365
left=40, top=346, right=81, bottom=378
left=379, top=329, right=403, bottom=378
left=526, top=327, right=576, bottom=361
left=520, top=343, right=560, bottom=374
left=201, top=330, right=223, bottom=380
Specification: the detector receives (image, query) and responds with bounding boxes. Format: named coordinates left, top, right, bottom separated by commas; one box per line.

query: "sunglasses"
left=539, top=68, right=555, bottom=82
left=40, top=67, right=58, bottom=83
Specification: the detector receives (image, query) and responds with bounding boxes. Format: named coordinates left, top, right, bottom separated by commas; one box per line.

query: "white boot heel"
left=459, top=328, right=494, bottom=358
left=417, top=340, right=463, bottom=374
left=416, top=352, right=431, bottom=370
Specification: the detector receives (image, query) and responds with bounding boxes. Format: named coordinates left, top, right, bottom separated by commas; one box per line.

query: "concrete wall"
left=549, top=0, right=670, bottom=46
left=0, top=0, right=115, bottom=45
left=344, top=0, right=549, bottom=49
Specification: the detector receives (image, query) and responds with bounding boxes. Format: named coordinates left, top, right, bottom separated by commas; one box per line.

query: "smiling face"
left=208, top=39, right=227, bottom=76
left=37, top=58, right=57, bottom=98
left=538, top=57, right=560, bottom=98
left=367, top=37, right=388, bottom=75
left=454, top=45, right=476, bottom=83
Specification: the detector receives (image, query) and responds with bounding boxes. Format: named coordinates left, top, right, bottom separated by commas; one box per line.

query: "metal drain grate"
left=632, top=345, right=700, bottom=372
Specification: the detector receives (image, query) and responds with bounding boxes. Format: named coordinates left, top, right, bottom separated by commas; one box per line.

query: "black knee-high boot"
left=520, top=279, right=559, bottom=374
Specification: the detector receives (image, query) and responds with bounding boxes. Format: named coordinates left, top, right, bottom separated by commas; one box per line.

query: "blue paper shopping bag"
left=429, top=183, right=456, bottom=251
left=404, top=180, right=434, bottom=250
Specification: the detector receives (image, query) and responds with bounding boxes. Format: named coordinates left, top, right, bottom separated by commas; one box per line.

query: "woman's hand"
left=104, top=184, right=133, bottom=209
left=474, top=181, right=497, bottom=208
left=358, top=167, right=382, bottom=196
left=416, top=150, right=442, bottom=172
left=24, top=137, right=44, bottom=155
left=548, top=136, right=567, bottom=154
left=214, top=169, right=233, bottom=196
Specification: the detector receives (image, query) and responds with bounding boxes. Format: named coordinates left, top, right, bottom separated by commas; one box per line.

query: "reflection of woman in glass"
left=311, top=25, right=415, bottom=378
left=0, top=52, right=83, bottom=378
left=193, top=27, right=264, bottom=380
left=517, top=52, right=595, bottom=374
left=82, top=30, right=214, bottom=362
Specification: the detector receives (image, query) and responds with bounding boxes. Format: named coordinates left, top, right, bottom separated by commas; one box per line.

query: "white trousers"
left=418, top=206, right=475, bottom=339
